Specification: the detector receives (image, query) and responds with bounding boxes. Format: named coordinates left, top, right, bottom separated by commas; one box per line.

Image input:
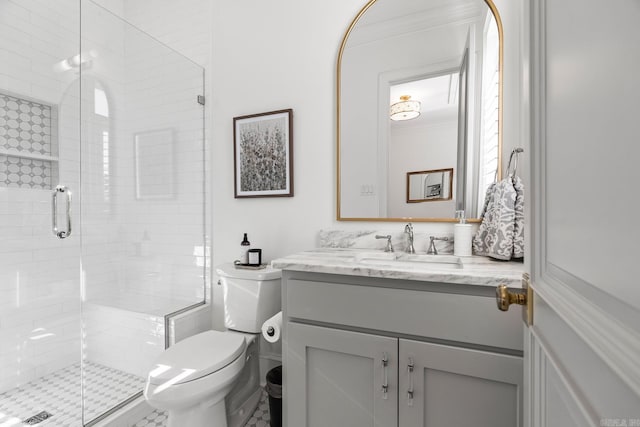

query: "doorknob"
left=495, top=285, right=526, bottom=311
left=495, top=273, right=533, bottom=326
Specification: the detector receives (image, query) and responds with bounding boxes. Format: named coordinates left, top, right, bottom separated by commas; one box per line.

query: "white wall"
left=210, top=0, right=365, bottom=328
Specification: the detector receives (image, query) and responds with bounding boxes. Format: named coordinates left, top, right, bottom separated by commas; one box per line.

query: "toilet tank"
left=215, top=263, right=282, bottom=333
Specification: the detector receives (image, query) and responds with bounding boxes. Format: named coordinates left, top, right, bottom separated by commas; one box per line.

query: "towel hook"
left=506, top=148, right=524, bottom=178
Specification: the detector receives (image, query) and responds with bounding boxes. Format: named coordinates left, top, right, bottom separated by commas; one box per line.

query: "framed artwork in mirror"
left=406, top=168, right=453, bottom=203
left=233, top=109, right=293, bottom=198
left=134, top=129, right=174, bottom=200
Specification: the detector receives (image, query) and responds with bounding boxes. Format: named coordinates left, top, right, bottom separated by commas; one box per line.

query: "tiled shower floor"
left=0, top=361, right=144, bottom=426
left=132, top=390, right=272, bottom=427
left=0, top=362, right=271, bottom=427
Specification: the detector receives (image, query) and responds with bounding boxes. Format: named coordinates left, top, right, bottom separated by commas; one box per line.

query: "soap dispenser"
left=453, top=210, right=473, bottom=257
left=240, top=233, right=251, bottom=264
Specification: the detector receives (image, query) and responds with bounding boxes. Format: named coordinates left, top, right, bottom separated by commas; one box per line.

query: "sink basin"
left=398, top=253, right=461, bottom=265
left=357, top=253, right=463, bottom=270
left=302, top=248, right=361, bottom=259
left=304, top=248, right=399, bottom=261
left=353, top=251, right=397, bottom=262
left=300, top=249, right=463, bottom=270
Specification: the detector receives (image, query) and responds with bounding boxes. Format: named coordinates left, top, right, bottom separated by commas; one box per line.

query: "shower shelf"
left=0, top=148, right=59, bottom=162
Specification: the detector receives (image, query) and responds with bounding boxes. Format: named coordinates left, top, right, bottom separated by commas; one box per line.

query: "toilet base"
left=167, top=397, right=227, bottom=427
left=227, top=386, right=262, bottom=427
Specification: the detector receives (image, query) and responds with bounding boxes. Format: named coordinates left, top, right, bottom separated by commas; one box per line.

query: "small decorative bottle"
left=240, top=233, right=251, bottom=264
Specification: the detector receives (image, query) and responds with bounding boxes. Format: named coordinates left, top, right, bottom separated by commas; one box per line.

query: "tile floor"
left=132, top=390, right=272, bottom=427
left=0, top=362, right=272, bottom=427
left=0, top=361, right=144, bottom=426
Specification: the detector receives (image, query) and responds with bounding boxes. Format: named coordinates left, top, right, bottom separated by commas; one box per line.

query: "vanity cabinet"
left=281, top=271, right=523, bottom=427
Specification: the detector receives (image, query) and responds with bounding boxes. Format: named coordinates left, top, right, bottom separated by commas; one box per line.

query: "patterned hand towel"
left=473, top=177, right=517, bottom=260
left=512, top=175, right=525, bottom=259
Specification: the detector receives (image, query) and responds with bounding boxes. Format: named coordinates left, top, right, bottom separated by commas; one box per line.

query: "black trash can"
left=265, top=365, right=282, bottom=427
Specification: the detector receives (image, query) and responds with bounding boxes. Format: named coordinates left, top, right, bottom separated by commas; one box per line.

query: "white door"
left=526, top=0, right=640, bottom=425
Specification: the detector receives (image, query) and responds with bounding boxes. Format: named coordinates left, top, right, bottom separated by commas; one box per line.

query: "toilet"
left=144, top=263, right=282, bottom=427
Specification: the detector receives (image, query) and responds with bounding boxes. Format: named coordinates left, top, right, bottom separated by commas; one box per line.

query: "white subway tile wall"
left=80, top=1, right=206, bottom=310
left=80, top=0, right=206, bottom=417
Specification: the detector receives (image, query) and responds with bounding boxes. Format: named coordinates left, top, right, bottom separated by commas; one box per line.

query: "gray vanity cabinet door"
left=398, top=339, right=523, bottom=427
left=286, top=323, right=398, bottom=427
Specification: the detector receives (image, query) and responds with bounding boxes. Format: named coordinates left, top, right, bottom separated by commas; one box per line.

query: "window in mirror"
left=477, top=11, right=500, bottom=214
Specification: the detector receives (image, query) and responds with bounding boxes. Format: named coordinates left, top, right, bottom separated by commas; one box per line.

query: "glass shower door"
left=0, top=0, right=83, bottom=425
left=79, top=2, right=206, bottom=424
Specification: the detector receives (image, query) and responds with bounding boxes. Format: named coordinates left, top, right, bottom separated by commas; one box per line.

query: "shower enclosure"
left=0, top=0, right=206, bottom=425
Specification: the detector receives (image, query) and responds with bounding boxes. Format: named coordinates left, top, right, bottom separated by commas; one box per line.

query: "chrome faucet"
left=404, top=223, right=415, bottom=254
left=375, top=234, right=394, bottom=252
left=427, top=236, right=449, bottom=255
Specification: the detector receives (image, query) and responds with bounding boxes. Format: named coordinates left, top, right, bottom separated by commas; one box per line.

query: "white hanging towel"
left=473, top=177, right=517, bottom=260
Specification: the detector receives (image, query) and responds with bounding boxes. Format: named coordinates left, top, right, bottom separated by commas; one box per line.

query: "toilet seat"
left=148, top=330, right=246, bottom=386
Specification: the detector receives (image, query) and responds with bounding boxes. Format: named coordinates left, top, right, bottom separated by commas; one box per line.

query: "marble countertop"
left=271, top=248, right=525, bottom=288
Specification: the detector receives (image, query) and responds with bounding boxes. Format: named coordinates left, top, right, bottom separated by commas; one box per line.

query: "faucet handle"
left=375, top=235, right=394, bottom=252
left=427, top=236, right=450, bottom=255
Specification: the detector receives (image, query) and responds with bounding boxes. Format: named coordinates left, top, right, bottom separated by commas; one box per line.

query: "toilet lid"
left=148, top=330, right=246, bottom=386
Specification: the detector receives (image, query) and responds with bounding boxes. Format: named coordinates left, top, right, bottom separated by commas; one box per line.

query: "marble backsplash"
left=318, top=228, right=455, bottom=254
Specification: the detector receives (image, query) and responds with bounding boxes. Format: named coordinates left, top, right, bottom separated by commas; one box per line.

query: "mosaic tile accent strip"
left=0, top=92, right=57, bottom=190
left=0, top=93, right=53, bottom=155
left=0, top=155, right=53, bottom=189
left=0, top=361, right=145, bottom=427
left=133, top=390, right=272, bottom=427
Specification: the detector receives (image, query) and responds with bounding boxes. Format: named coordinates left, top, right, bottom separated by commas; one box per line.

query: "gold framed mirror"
left=337, top=0, right=503, bottom=222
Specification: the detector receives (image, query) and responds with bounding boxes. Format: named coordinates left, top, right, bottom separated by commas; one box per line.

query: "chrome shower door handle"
left=52, top=185, right=72, bottom=239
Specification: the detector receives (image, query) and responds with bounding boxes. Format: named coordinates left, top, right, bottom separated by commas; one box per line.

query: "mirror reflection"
left=407, top=168, right=453, bottom=204
left=338, top=0, right=501, bottom=221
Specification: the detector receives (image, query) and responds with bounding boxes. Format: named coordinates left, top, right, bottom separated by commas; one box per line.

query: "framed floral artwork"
left=233, top=109, right=293, bottom=198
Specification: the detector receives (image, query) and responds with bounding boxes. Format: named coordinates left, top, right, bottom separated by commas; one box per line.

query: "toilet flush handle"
left=266, top=326, right=275, bottom=337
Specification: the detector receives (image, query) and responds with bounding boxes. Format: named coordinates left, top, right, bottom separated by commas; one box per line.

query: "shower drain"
left=22, top=411, right=53, bottom=425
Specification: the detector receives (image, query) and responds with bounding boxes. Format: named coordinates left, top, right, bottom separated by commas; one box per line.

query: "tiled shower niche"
left=0, top=92, right=58, bottom=189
